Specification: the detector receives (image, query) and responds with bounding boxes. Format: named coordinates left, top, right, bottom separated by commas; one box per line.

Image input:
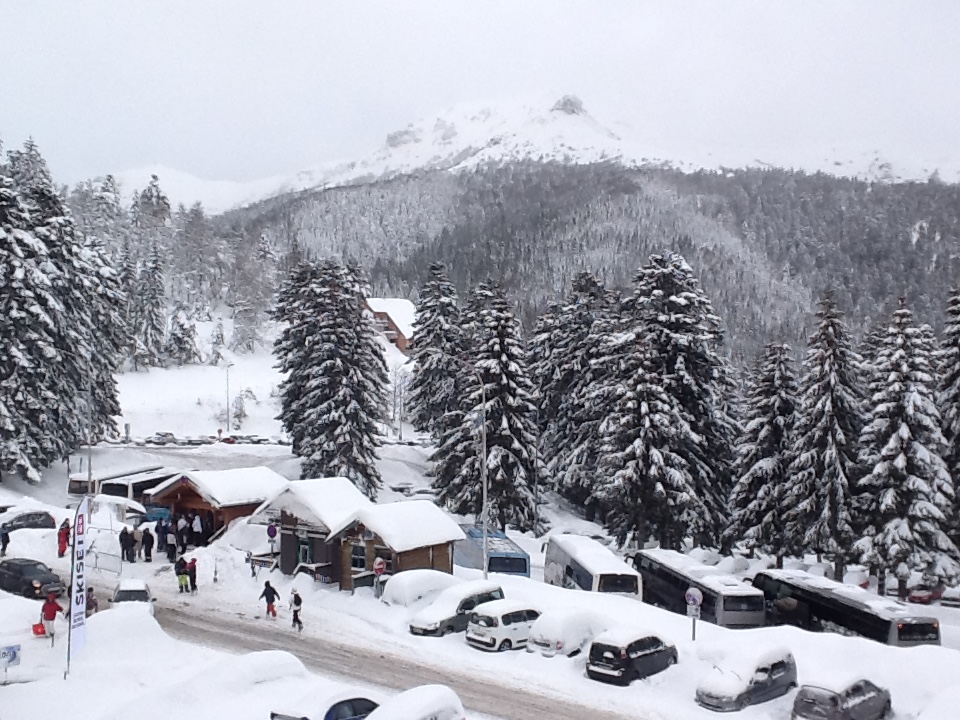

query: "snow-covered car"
left=940, top=586, right=960, bottom=607
left=465, top=598, right=540, bottom=652
left=908, top=585, right=945, bottom=604
left=526, top=608, right=610, bottom=657
left=110, top=579, right=156, bottom=616
left=0, top=508, right=56, bottom=532
left=365, top=685, right=465, bottom=720
left=695, top=647, right=797, bottom=712
left=586, top=628, right=678, bottom=685
left=270, top=688, right=383, bottom=720
left=381, top=569, right=462, bottom=607
left=408, top=580, right=504, bottom=636
left=792, top=679, right=891, bottom=720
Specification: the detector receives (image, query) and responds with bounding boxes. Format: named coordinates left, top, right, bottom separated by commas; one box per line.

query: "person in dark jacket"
left=187, top=557, right=198, bottom=594
left=174, top=557, right=189, bottom=593
left=156, top=520, right=167, bottom=554
left=1, top=525, right=9, bottom=557
left=119, top=528, right=131, bottom=562
left=259, top=581, right=279, bottom=619
left=142, top=527, right=155, bottom=562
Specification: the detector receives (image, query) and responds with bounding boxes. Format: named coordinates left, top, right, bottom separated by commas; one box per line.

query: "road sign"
left=685, top=587, right=704, bottom=607
left=1, top=645, right=21, bottom=669
left=686, top=605, right=701, bottom=619
left=373, top=557, right=387, bottom=576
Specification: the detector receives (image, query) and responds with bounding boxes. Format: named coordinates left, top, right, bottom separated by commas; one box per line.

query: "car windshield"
left=20, top=562, right=50, bottom=576
left=115, top=590, right=150, bottom=602
left=898, top=622, right=939, bottom=643
left=470, top=613, right=498, bottom=628
left=488, top=556, right=528, bottom=574
left=723, top=595, right=764, bottom=612
left=589, top=643, right=624, bottom=664
left=597, top=574, right=638, bottom=594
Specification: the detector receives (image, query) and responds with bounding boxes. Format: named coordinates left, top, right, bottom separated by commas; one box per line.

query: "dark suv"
left=586, top=629, right=678, bottom=685
left=0, top=510, right=56, bottom=532
left=0, top=558, right=66, bottom=598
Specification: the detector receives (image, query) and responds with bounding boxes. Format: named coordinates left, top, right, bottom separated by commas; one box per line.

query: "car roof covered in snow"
left=639, top=548, right=762, bottom=597
left=698, top=646, right=794, bottom=697
left=328, top=500, right=465, bottom=552
left=253, top=476, right=372, bottom=532
left=548, top=533, right=639, bottom=577
left=147, top=467, right=289, bottom=508
left=472, top=598, right=537, bottom=617
left=593, top=626, right=665, bottom=649
left=411, top=580, right=504, bottom=624
left=115, top=579, right=150, bottom=592
left=366, top=684, right=463, bottom=720
left=365, top=297, right=416, bottom=340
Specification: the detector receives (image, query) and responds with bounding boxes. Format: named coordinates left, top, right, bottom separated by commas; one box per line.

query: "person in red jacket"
left=57, top=521, right=70, bottom=558
left=41, top=593, right=63, bottom=646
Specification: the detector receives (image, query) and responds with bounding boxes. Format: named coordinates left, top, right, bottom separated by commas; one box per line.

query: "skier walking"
left=259, top=581, right=279, bottom=619
left=57, top=520, right=70, bottom=558
left=289, top=588, right=303, bottom=633
left=142, top=527, right=155, bottom=562
left=41, top=592, right=63, bottom=646
left=175, top=557, right=190, bottom=594
left=187, top=557, right=198, bottom=594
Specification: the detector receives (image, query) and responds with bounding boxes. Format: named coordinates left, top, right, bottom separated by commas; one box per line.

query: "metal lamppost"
left=422, top=349, right=489, bottom=579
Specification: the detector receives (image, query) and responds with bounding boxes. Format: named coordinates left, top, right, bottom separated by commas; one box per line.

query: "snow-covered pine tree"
left=272, top=260, right=387, bottom=497
left=855, top=300, right=958, bottom=596
left=596, top=327, right=704, bottom=549
left=528, top=300, right=561, bottom=434
left=631, top=253, right=737, bottom=546
left=723, top=343, right=798, bottom=564
left=939, top=289, right=960, bottom=545
left=431, top=282, right=539, bottom=531
left=409, top=262, right=463, bottom=438
left=165, top=309, right=200, bottom=366
left=136, top=241, right=167, bottom=368
left=783, top=292, right=864, bottom=579
left=209, top=318, right=226, bottom=366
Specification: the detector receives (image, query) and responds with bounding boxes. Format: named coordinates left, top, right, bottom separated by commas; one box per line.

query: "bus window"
left=488, top=556, right=528, bottom=575
left=598, top=574, right=639, bottom=595
left=723, top=596, right=765, bottom=612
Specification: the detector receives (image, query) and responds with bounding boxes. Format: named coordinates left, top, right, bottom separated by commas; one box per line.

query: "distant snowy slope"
left=112, top=94, right=960, bottom=213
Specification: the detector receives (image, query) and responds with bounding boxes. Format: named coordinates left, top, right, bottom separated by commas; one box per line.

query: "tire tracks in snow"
left=155, top=606, right=633, bottom=720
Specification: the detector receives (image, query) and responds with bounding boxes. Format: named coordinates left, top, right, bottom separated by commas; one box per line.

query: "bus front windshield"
left=597, top=574, right=639, bottom=595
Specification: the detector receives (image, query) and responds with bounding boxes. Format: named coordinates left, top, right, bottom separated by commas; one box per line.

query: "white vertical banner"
left=69, top=497, right=89, bottom=655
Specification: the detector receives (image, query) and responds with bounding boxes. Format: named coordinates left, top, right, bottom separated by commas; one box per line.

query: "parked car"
left=0, top=509, right=56, bottom=532
left=408, top=580, right=505, bottom=636
left=270, top=689, right=382, bottom=720
left=527, top=609, right=610, bottom=658
left=792, top=679, right=891, bottom=720
left=365, top=685, right=465, bottom=720
left=381, top=569, right=462, bottom=607
left=696, top=647, right=798, bottom=712
left=109, top=579, right=156, bottom=615
left=465, top=598, right=540, bottom=651
left=908, top=584, right=945, bottom=604
left=586, top=627, right=678, bottom=685
left=0, top=558, right=66, bottom=598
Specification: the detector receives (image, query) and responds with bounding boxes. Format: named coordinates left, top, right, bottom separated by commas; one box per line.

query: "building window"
left=374, top=547, right=394, bottom=574
left=351, top=543, right=366, bottom=570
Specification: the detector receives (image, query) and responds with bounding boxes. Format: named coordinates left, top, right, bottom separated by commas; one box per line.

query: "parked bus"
left=67, top=465, right=165, bottom=496
left=752, top=569, right=941, bottom=647
left=544, top=534, right=642, bottom=599
left=632, top=548, right=765, bottom=628
left=454, top=526, right=531, bottom=577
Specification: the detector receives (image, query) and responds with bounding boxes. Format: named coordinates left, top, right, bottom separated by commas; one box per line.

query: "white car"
left=381, top=569, right=462, bottom=607
left=110, top=579, right=156, bottom=616
left=526, top=608, right=609, bottom=657
left=270, top=688, right=383, bottom=720
left=366, top=685, right=465, bottom=720
left=465, top=598, right=540, bottom=652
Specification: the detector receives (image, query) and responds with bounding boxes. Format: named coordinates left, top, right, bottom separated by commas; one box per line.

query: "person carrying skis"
left=175, top=557, right=190, bottom=593
left=289, top=588, right=303, bottom=633
left=41, top=592, right=63, bottom=646
left=259, top=580, right=279, bottom=619
left=142, top=526, right=155, bottom=562
left=57, top=520, right=70, bottom=558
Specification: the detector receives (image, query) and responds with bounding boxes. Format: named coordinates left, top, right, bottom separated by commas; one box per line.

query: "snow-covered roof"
left=147, top=467, right=289, bottom=508
left=472, top=598, right=537, bottom=617
left=98, top=467, right=186, bottom=488
left=593, top=626, right=663, bottom=649
left=411, top=580, right=504, bottom=624
left=697, top=646, right=794, bottom=697
left=69, top=465, right=166, bottom=484
left=549, top=534, right=640, bottom=577
left=366, top=297, right=416, bottom=340
left=116, top=579, right=150, bottom=592
left=253, top=477, right=372, bottom=532
left=329, top=500, right=464, bottom=552
left=639, top=548, right=761, bottom=597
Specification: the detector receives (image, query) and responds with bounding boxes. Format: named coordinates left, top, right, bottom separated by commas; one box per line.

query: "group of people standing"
left=118, top=526, right=155, bottom=562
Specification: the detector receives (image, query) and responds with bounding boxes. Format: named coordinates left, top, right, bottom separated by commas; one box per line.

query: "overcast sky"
left=2, top=1, right=958, bottom=184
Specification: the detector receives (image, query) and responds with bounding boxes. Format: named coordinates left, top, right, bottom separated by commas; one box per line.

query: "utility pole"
left=480, top=378, right=488, bottom=581
left=225, top=362, right=233, bottom=433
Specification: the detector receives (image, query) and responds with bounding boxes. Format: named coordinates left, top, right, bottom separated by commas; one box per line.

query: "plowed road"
left=156, top=607, right=631, bottom=720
